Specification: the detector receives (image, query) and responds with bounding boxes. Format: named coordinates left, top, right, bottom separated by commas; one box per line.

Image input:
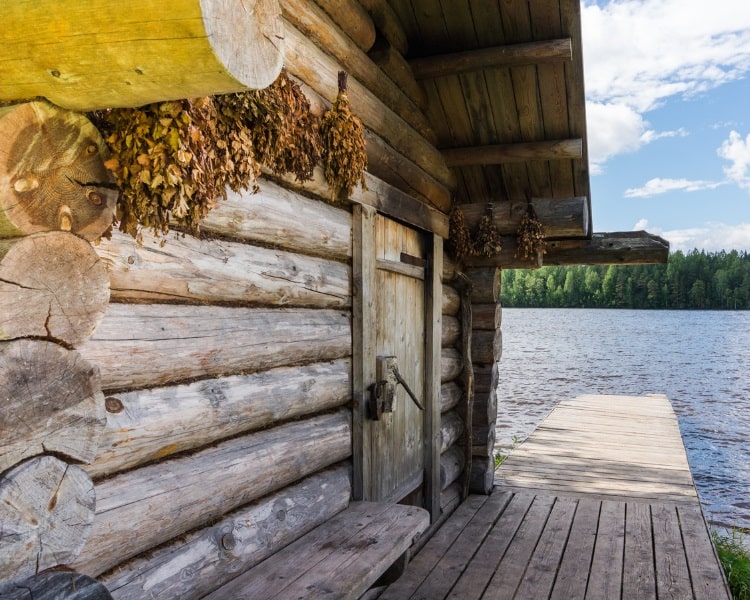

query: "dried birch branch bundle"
left=474, top=204, right=502, bottom=257
left=448, top=205, right=473, bottom=261
left=515, top=203, right=546, bottom=261
left=321, top=71, right=368, bottom=201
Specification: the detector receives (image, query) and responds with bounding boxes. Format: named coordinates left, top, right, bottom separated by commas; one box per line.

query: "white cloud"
left=635, top=222, right=750, bottom=252
left=718, top=131, right=750, bottom=191
left=582, top=0, right=750, bottom=168
left=633, top=218, right=649, bottom=230
left=624, top=177, right=724, bottom=198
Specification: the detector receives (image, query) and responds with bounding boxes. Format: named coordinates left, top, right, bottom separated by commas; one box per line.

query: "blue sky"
left=581, top=0, right=750, bottom=252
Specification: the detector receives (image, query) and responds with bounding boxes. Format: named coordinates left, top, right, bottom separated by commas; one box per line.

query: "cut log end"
left=0, top=456, right=96, bottom=585
left=0, top=102, right=117, bottom=240
left=0, top=339, right=106, bottom=473
left=0, top=231, right=111, bottom=347
left=201, top=0, right=285, bottom=90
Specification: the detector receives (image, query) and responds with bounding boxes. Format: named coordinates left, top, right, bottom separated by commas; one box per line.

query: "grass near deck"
left=713, top=529, right=750, bottom=599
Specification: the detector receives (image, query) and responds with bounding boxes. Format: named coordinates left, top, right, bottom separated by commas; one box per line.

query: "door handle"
left=368, top=356, right=424, bottom=420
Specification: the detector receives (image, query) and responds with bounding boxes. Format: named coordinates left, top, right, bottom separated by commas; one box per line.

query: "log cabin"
left=0, top=0, right=669, bottom=598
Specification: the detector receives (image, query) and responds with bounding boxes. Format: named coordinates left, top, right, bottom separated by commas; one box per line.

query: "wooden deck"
left=379, top=394, right=731, bottom=600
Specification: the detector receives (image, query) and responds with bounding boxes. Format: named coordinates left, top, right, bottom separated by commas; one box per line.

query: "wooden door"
left=353, top=205, right=442, bottom=520
left=372, top=214, right=425, bottom=503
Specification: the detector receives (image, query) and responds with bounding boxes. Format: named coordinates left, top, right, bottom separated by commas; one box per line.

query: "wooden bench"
left=203, top=502, right=430, bottom=600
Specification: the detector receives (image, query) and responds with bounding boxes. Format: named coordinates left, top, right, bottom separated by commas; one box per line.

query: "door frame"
left=352, top=204, right=442, bottom=522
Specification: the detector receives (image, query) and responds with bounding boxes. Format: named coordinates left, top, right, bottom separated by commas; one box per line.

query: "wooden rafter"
left=410, top=38, right=572, bottom=80
left=443, top=139, right=582, bottom=167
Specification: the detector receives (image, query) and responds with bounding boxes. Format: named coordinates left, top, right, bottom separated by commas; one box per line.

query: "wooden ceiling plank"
left=529, top=2, right=576, bottom=198
left=410, top=38, right=572, bottom=79
left=470, top=0, right=530, bottom=203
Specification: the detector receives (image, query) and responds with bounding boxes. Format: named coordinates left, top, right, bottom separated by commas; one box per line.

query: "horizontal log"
left=0, top=102, right=117, bottom=239
left=441, top=348, right=462, bottom=383
left=280, top=0, right=434, bottom=144
left=465, top=231, right=671, bottom=268
left=95, top=229, right=350, bottom=308
left=472, top=303, right=501, bottom=331
left=443, top=255, right=457, bottom=283
left=364, top=129, right=452, bottom=213
left=474, top=373, right=498, bottom=425
left=440, top=411, right=465, bottom=453
left=410, top=38, right=573, bottom=79
left=0, top=456, right=95, bottom=585
left=359, top=0, right=409, bottom=55
left=460, top=196, right=589, bottom=238
left=443, top=139, right=582, bottom=167
left=1, top=339, right=105, bottom=473
left=87, top=359, right=351, bottom=478
left=1, top=571, right=113, bottom=600
left=283, top=21, right=455, bottom=191
left=473, top=363, right=496, bottom=395
left=472, top=328, right=502, bottom=365
left=466, top=267, right=501, bottom=304
left=472, top=424, right=496, bottom=458
left=440, top=481, right=463, bottom=515
left=442, top=285, right=460, bottom=315
left=439, top=445, right=465, bottom=491
left=440, top=381, right=462, bottom=413
left=369, top=43, right=428, bottom=111
left=0, top=231, right=110, bottom=347
left=311, top=0, right=376, bottom=52
left=78, top=304, right=351, bottom=392
left=442, top=315, right=460, bottom=347
left=0, top=0, right=283, bottom=110
left=100, top=465, right=351, bottom=600
left=201, top=178, right=352, bottom=259
left=469, top=455, right=495, bottom=495
left=74, top=411, right=352, bottom=577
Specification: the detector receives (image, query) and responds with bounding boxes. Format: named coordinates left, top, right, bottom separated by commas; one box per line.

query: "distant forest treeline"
left=501, top=250, right=750, bottom=309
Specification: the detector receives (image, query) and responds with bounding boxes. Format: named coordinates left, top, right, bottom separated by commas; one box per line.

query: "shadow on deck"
left=379, top=394, right=731, bottom=600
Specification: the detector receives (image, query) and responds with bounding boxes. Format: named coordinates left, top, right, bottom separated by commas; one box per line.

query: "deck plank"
left=380, top=394, right=730, bottom=600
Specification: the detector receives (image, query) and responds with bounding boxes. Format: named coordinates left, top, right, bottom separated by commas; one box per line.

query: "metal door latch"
left=368, top=356, right=424, bottom=420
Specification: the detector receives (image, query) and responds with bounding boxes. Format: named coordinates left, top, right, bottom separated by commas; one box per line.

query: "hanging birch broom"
left=473, top=203, right=502, bottom=257
left=321, top=71, right=368, bottom=201
left=448, top=205, right=473, bottom=261
left=515, top=201, right=546, bottom=265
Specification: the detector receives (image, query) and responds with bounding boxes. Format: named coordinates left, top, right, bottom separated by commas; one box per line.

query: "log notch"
left=87, top=359, right=351, bottom=478
left=0, top=456, right=96, bottom=586
left=78, top=304, right=351, bottom=391
left=100, top=465, right=350, bottom=600
left=0, top=0, right=284, bottom=110
left=359, top=0, right=409, bottom=55
left=95, top=229, right=350, bottom=308
left=1, top=571, right=113, bottom=600
left=74, top=411, right=351, bottom=577
left=0, top=339, right=105, bottom=473
left=0, top=102, right=116, bottom=240
left=0, top=231, right=110, bottom=347
left=465, top=267, right=502, bottom=494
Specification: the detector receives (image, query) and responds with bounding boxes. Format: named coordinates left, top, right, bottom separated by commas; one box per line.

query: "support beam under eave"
left=464, top=231, right=670, bottom=269
left=410, top=38, right=572, bottom=79
left=443, top=139, right=582, bottom=167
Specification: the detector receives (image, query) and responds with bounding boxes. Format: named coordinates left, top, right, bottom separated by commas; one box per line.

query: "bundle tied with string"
left=448, top=205, right=473, bottom=261
left=474, top=203, right=502, bottom=257
left=515, top=201, right=546, bottom=264
left=321, top=71, right=368, bottom=201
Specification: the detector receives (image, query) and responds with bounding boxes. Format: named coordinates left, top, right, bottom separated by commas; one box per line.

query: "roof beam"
left=460, top=197, right=589, bottom=239
left=464, top=231, right=670, bottom=269
left=443, top=139, right=582, bottom=167
left=410, top=38, right=572, bottom=80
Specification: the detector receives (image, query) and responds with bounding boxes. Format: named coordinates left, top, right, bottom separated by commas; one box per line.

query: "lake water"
left=495, top=308, right=750, bottom=530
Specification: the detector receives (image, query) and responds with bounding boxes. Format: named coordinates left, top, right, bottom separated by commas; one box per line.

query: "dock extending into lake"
left=379, top=394, right=731, bottom=600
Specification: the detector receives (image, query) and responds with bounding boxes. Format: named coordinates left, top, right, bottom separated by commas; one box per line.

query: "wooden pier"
left=379, top=394, right=730, bottom=600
